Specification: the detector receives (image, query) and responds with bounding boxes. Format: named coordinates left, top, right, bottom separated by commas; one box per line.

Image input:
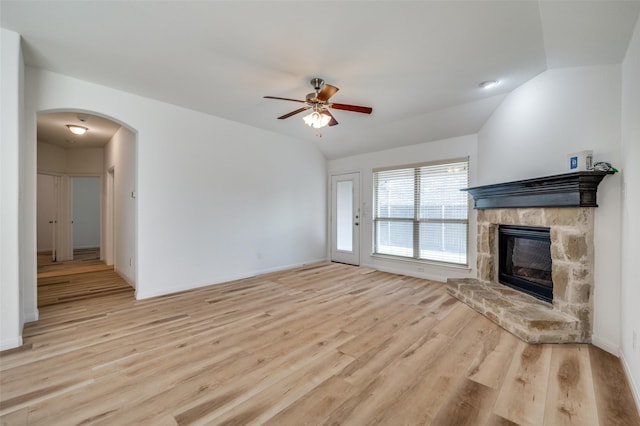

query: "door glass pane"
left=336, top=180, right=353, bottom=252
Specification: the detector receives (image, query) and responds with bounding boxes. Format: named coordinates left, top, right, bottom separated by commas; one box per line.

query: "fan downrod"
left=310, top=78, right=324, bottom=91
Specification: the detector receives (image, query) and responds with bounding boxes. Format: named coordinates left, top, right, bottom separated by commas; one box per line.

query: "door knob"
left=355, top=222, right=359, bottom=226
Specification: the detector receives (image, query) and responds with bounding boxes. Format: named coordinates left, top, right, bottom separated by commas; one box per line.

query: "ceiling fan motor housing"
left=310, top=78, right=324, bottom=91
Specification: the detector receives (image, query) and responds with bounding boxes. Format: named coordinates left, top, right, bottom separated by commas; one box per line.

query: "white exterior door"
left=331, top=172, right=360, bottom=265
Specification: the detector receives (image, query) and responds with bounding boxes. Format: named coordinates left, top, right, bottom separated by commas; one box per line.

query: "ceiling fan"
left=264, top=78, right=373, bottom=129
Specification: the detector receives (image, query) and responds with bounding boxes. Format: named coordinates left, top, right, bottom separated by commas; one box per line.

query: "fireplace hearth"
left=446, top=171, right=610, bottom=344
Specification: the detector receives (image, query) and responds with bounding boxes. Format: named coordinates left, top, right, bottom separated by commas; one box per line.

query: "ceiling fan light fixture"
left=67, top=124, right=88, bottom=135
left=303, top=110, right=331, bottom=129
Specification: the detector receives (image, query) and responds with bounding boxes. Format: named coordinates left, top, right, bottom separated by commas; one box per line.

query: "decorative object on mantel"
left=567, top=150, right=593, bottom=172
left=462, top=171, right=614, bottom=209
left=593, top=161, right=618, bottom=173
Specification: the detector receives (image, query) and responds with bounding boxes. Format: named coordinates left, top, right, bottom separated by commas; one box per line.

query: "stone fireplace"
left=446, top=172, right=609, bottom=344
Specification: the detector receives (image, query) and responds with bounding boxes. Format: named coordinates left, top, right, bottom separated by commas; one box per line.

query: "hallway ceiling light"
left=67, top=124, right=88, bottom=135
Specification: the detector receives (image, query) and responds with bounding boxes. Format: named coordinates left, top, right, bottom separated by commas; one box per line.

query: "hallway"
left=37, top=251, right=132, bottom=308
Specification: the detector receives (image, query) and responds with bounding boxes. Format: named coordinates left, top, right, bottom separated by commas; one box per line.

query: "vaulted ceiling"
left=2, top=1, right=639, bottom=159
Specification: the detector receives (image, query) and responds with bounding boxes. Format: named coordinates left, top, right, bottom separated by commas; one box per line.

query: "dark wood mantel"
left=463, top=171, right=613, bottom=209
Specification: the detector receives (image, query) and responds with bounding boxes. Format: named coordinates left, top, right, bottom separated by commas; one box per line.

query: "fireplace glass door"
left=498, top=225, right=553, bottom=303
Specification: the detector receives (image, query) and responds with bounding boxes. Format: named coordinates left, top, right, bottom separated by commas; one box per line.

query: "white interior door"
left=331, top=172, right=360, bottom=265
left=56, top=175, right=73, bottom=262
left=37, top=174, right=58, bottom=259
left=105, top=168, right=115, bottom=265
left=36, top=174, right=73, bottom=262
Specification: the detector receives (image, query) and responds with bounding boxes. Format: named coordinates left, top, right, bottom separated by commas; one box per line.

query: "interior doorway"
left=330, top=172, right=361, bottom=266
left=35, top=111, right=136, bottom=287
left=71, top=176, right=101, bottom=260
left=32, top=110, right=137, bottom=325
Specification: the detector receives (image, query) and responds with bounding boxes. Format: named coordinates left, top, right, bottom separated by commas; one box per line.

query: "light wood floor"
left=1, top=262, right=638, bottom=425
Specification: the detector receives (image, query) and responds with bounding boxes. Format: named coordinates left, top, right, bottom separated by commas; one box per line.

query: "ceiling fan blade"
left=324, top=109, right=339, bottom=126
left=316, top=84, right=339, bottom=102
left=264, top=96, right=307, bottom=104
left=277, top=107, right=310, bottom=120
left=330, top=103, right=373, bottom=114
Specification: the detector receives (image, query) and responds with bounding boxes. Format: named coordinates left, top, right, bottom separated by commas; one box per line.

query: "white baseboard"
left=24, top=309, right=39, bottom=323
left=114, top=267, right=136, bottom=288
left=620, top=350, right=640, bottom=417
left=1, top=335, right=23, bottom=351
left=135, top=257, right=329, bottom=300
left=591, top=334, right=620, bottom=356
left=360, top=261, right=449, bottom=283
left=591, top=336, right=639, bottom=415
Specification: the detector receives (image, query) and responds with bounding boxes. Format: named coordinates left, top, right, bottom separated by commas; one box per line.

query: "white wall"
left=37, top=141, right=66, bottom=173
left=0, top=28, right=24, bottom=349
left=478, top=65, right=623, bottom=354
left=19, top=67, right=326, bottom=319
left=37, top=142, right=104, bottom=176
left=104, top=126, right=136, bottom=285
left=328, top=134, right=478, bottom=282
left=621, top=15, right=640, bottom=409
left=66, top=148, right=103, bottom=175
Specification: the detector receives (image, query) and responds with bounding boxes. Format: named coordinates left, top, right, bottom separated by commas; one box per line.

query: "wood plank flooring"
left=1, top=262, right=638, bottom=425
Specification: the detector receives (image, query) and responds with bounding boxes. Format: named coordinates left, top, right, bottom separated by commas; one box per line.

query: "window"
left=373, top=159, right=469, bottom=265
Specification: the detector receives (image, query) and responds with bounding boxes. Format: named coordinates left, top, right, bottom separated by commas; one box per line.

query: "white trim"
left=361, top=261, right=450, bottom=283
left=372, top=156, right=470, bottom=173
left=370, top=253, right=471, bottom=271
left=134, top=258, right=329, bottom=300
left=620, top=350, right=640, bottom=417
left=327, top=170, right=362, bottom=263
left=0, top=336, right=23, bottom=351
left=591, top=334, right=620, bottom=356
left=24, top=309, right=39, bottom=323
left=115, top=267, right=136, bottom=288
left=330, top=172, right=361, bottom=266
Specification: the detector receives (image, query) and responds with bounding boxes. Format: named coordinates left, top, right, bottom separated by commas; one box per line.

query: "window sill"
left=369, top=253, right=471, bottom=272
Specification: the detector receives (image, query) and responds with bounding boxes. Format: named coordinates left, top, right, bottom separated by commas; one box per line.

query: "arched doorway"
left=36, top=110, right=138, bottom=301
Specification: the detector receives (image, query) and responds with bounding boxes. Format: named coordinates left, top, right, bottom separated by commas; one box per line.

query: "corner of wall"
left=1, top=28, right=26, bottom=351
left=591, top=334, right=620, bottom=356
left=23, top=309, right=39, bottom=324
left=621, top=350, right=640, bottom=418
left=620, top=12, right=640, bottom=416
left=0, top=336, right=23, bottom=352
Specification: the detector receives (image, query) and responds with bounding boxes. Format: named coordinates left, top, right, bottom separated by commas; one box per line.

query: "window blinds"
left=373, top=159, right=469, bottom=265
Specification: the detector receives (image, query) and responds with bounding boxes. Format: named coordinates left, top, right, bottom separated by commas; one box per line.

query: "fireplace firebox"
left=498, top=225, right=553, bottom=303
